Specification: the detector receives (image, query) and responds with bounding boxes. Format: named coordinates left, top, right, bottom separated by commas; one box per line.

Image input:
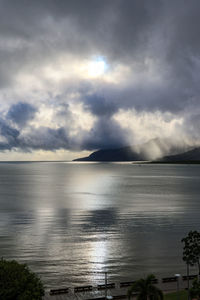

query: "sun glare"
left=87, top=58, right=107, bottom=77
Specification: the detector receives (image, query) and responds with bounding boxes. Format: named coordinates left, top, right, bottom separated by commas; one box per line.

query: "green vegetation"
left=182, top=230, right=200, bottom=297
left=128, top=274, right=163, bottom=300
left=0, top=258, right=44, bottom=300
left=164, top=290, right=187, bottom=300
left=189, top=278, right=200, bottom=299
left=182, top=230, right=200, bottom=275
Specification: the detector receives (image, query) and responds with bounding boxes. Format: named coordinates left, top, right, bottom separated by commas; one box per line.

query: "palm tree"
left=127, top=274, right=163, bottom=300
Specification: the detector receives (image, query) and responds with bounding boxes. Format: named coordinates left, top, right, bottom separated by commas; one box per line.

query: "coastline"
left=43, top=276, right=190, bottom=299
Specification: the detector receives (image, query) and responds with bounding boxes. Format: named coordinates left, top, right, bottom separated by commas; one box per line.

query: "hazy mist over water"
left=0, top=162, right=200, bottom=289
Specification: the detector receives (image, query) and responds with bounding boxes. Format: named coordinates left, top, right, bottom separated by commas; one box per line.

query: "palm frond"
left=127, top=274, right=163, bottom=300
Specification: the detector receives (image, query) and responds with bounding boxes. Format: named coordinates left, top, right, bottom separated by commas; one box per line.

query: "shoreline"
left=43, top=275, right=192, bottom=299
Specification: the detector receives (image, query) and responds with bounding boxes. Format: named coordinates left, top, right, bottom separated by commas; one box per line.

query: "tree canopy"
left=127, top=274, right=163, bottom=300
left=182, top=230, right=200, bottom=274
left=189, top=278, right=200, bottom=300
left=0, top=258, right=44, bottom=300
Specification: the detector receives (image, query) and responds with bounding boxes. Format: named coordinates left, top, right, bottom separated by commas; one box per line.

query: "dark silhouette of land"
left=74, top=143, right=200, bottom=163
left=157, top=147, right=200, bottom=163
left=74, top=146, right=146, bottom=162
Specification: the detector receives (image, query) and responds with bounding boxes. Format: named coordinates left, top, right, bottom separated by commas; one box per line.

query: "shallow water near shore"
left=0, top=162, right=200, bottom=288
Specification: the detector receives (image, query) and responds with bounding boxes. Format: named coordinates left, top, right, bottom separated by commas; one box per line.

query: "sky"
left=0, top=0, right=200, bottom=160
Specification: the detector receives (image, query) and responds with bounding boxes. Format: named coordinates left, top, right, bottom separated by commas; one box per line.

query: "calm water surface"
left=0, top=162, right=200, bottom=288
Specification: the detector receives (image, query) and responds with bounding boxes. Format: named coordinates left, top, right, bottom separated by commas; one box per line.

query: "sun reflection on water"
left=86, top=238, right=108, bottom=284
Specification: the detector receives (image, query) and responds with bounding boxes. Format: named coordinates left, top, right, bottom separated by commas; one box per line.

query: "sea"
left=0, top=162, right=200, bottom=289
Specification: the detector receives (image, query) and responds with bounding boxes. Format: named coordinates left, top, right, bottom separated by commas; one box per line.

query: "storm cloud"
left=7, top=102, right=37, bottom=126
left=0, top=0, right=200, bottom=159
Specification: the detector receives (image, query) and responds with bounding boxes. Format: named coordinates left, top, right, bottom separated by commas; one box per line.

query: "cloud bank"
left=0, top=0, right=200, bottom=159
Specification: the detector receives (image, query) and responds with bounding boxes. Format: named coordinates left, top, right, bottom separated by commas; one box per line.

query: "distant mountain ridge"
left=74, top=139, right=200, bottom=162
left=159, top=147, right=200, bottom=162
left=74, top=146, right=145, bottom=162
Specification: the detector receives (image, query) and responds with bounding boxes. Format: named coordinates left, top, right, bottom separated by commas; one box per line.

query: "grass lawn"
left=164, top=290, right=187, bottom=300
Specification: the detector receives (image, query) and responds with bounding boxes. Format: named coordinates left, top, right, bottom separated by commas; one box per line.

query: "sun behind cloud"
left=88, top=59, right=106, bottom=77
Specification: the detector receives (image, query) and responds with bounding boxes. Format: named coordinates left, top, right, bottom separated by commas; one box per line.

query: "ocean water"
left=0, top=162, right=200, bottom=288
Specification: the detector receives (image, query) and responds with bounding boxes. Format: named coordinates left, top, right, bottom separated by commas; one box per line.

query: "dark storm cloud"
left=0, top=119, right=19, bottom=150
left=7, top=102, right=37, bottom=126
left=0, top=122, right=70, bottom=151
left=0, top=0, right=200, bottom=154
left=0, top=101, right=131, bottom=152
left=0, top=118, right=128, bottom=152
left=84, top=95, right=117, bottom=117
left=20, top=127, right=70, bottom=150
left=81, top=116, right=128, bottom=150
left=0, top=0, right=199, bottom=84
left=0, top=0, right=161, bottom=86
